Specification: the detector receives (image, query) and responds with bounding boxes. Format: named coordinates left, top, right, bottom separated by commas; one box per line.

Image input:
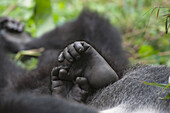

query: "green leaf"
left=16, top=58, right=38, bottom=71
left=165, top=16, right=169, bottom=34
left=156, top=7, right=160, bottom=19
left=138, top=45, right=157, bottom=58
left=142, top=81, right=170, bottom=89
left=15, top=48, right=44, bottom=61
left=33, top=0, right=54, bottom=36
left=160, top=93, right=170, bottom=99
left=167, top=59, right=170, bottom=67
left=36, top=16, right=55, bottom=37
left=161, top=84, right=170, bottom=92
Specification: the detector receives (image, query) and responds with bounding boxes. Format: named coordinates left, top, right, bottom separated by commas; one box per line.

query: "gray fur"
left=89, top=65, right=170, bottom=113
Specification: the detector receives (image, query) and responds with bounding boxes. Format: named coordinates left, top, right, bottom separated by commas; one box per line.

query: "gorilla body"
left=0, top=10, right=170, bottom=113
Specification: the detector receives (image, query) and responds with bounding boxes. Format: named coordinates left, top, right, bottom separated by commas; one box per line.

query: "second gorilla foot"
left=51, top=66, right=89, bottom=103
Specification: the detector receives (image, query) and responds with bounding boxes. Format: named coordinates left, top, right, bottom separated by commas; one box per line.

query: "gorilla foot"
left=51, top=66, right=89, bottom=103
left=57, top=41, right=119, bottom=89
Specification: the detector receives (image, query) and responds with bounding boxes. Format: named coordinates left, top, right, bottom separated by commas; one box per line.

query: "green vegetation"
left=142, top=81, right=170, bottom=99
left=0, top=0, right=169, bottom=67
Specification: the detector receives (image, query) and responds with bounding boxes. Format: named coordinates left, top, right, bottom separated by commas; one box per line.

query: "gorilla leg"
left=0, top=46, right=25, bottom=92
left=0, top=92, right=98, bottom=113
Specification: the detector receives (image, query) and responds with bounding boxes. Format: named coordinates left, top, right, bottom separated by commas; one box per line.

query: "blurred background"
left=0, top=0, right=169, bottom=69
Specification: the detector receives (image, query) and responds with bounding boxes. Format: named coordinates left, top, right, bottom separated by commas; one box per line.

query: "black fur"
left=0, top=92, right=97, bottom=113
